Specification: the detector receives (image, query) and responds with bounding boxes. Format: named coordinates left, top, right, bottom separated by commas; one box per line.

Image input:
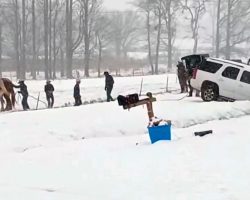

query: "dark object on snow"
left=194, top=130, right=213, bottom=137
left=74, top=81, right=82, bottom=106
left=118, top=92, right=156, bottom=121
left=117, top=93, right=139, bottom=108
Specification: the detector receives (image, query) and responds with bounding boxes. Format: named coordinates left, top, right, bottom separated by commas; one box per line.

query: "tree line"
left=0, top=0, right=250, bottom=79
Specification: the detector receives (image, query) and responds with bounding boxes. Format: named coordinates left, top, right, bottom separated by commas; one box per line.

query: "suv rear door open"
left=181, top=54, right=209, bottom=71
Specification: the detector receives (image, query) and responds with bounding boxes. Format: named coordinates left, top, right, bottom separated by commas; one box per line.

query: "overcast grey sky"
left=103, top=0, right=135, bottom=10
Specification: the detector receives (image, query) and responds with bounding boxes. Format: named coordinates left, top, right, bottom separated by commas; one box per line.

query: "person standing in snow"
left=44, top=80, right=54, bottom=108
left=186, top=66, right=200, bottom=97
left=14, top=80, right=30, bottom=110
left=177, top=61, right=187, bottom=93
left=104, top=71, right=114, bottom=102
left=74, top=79, right=82, bottom=106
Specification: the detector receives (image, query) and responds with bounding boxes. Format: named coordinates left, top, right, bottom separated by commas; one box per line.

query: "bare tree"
left=48, top=0, right=53, bottom=78
left=79, top=0, right=102, bottom=77
left=13, top=0, right=21, bottom=79
left=0, top=0, right=21, bottom=78
left=181, top=0, right=206, bottom=54
left=161, top=0, right=179, bottom=71
left=44, top=0, right=49, bottom=79
left=52, top=0, right=61, bottom=79
left=218, top=0, right=250, bottom=58
left=108, top=11, right=141, bottom=75
left=154, top=0, right=162, bottom=74
left=66, top=0, right=85, bottom=78
left=65, top=0, right=73, bottom=78
left=20, top=0, right=26, bottom=79
left=57, top=5, right=66, bottom=78
left=225, top=0, right=231, bottom=59
left=215, top=0, right=221, bottom=57
left=31, top=0, right=36, bottom=79
left=59, top=20, right=66, bottom=78
left=82, top=0, right=90, bottom=77
left=94, top=14, right=112, bottom=77
left=136, top=0, right=155, bottom=74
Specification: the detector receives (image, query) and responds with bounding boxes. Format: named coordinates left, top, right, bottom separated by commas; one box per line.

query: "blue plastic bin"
left=148, top=124, right=171, bottom=143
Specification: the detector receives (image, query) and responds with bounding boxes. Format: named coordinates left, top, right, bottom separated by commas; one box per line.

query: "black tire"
left=201, top=84, right=218, bottom=102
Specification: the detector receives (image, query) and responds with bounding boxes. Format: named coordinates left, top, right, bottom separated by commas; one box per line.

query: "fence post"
left=139, top=78, right=143, bottom=96
left=36, top=92, right=40, bottom=110
left=166, top=75, right=169, bottom=92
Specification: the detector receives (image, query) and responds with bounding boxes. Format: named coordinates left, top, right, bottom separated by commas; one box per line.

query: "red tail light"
left=192, top=67, right=198, bottom=79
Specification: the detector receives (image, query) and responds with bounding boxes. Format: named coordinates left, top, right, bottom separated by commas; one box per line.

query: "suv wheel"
left=201, top=84, right=218, bottom=102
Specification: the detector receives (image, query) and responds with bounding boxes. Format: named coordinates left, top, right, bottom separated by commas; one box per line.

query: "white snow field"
left=12, top=74, right=177, bottom=109
left=1, top=74, right=250, bottom=200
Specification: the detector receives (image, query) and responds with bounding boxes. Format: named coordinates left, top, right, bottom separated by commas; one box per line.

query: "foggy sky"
left=103, top=0, right=135, bottom=10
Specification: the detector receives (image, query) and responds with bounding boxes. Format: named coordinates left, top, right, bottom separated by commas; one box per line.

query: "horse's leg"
left=4, top=94, right=12, bottom=111
left=4, top=80, right=15, bottom=110
left=0, top=79, right=9, bottom=96
left=10, top=90, right=16, bottom=109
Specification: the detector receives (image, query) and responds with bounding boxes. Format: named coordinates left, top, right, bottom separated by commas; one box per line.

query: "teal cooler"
left=148, top=124, right=171, bottom=143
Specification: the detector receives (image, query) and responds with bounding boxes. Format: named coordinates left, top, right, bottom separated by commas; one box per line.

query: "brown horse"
left=0, top=78, right=16, bottom=111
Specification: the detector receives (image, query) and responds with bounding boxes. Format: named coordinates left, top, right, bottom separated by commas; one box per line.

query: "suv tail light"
left=192, top=67, right=198, bottom=79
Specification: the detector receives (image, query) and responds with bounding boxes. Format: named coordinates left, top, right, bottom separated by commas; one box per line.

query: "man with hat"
left=44, top=80, right=55, bottom=108
left=15, top=80, right=30, bottom=110
left=104, top=71, right=114, bottom=102
left=176, top=61, right=188, bottom=93
left=73, top=79, right=82, bottom=106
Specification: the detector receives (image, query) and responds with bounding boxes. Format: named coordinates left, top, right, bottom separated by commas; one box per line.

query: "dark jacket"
left=44, top=83, right=54, bottom=95
left=177, top=63, right=186, bottom=77
left=105, top=74, right=114, bottom=89
left=16, top=83, right=28, bottom=96
left=74, top=83, right=80, bottom=98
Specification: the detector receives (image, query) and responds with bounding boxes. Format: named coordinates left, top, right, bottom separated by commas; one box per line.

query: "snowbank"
left=1, top=76, right=250, bottom=199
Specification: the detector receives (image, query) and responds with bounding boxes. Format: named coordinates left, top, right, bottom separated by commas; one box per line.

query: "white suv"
left=182, top=55, right=250, bottom=101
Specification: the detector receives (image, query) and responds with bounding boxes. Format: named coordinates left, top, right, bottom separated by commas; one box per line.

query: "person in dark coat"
left=104, top=71, right=114, bottom=102
left=44, top=80, right=54, bottom=108
left=15, top=80, right=30, bottom=110
left=74, top=79, right=82, bottom=106
left=177, top=61, right=188, bottom=93
left=186, top=66, right=200, bottom=97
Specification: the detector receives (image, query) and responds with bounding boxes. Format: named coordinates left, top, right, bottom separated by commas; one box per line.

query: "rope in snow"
left=28, top=95, right=48, bottom=106
left=158, top=94, right=188, bottom=102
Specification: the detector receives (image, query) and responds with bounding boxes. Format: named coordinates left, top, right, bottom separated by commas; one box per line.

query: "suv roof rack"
left=181, top=54, right=209, bottom=60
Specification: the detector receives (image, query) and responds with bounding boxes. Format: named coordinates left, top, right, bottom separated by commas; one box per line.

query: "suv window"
left=200, top=61, right=222, bottom=73
left=240, top=71, right=250, bottom=84
left=222, top=67, right=240, bottom=80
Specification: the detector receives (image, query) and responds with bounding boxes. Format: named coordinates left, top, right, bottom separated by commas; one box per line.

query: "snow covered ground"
left=1, top=74, right=250, bottom=199
left=11, top=74, right=176, bottom=109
